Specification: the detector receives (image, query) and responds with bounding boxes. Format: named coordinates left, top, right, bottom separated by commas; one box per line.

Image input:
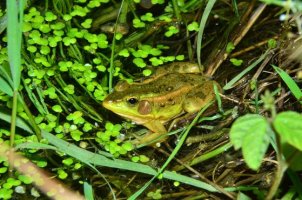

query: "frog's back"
left=153, top=62, right=203, bottom=77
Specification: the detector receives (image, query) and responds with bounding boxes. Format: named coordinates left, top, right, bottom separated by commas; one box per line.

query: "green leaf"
left=1, top=111, right=220, bottom=193
left=268, top=38, right=277, bottom=48
left=0, top=167, right=7, bottom=173
left=273, top=65, right=302, bottom=103
left=83, top=182, right=94, bottom=200
left=45, top=11, right=57, bottom=22
left=7, top=0, right=24, bottom=89
left=81, top=18, right=92, bottom=28
left=230, top=114, right=270, bottom=170
left=18, top=175, right=33, bottom=184
left=133, top=18, right=145, bottom=28
left=237, top=192, right=252, bottom=200
left=226, top=42, right=235, bottom=53
left=165, top=26, right=179, bottom=37
left=141, top=13, right=154, bottom=22
left=70, top=130, right=83, bottom=141
left=176, top=55, right=184, bottom=61
left=274, top=111, right=302, bottom=151
left=0, top=76, right=13, bottom=96
left=0, top=110, right=33, bottom=133
left=139, top=155, right=150, bottom=163
left=41, top=129, right=217, bottom=191
left=149, top=57, right=163, bottom=66
left=62, top=158, right=74, bottom=166
left=187, top=21, right=199, bottom=31
left=0, top=188, right=13, bottom=199
left=52, top=105, right=63, bottom=113
left=133, top=58, right=146, bottom=68
left=143, top=69, right=152, bottom=76
left=58, top=169, right=68, bottom=179
left=230, top=58, right=243, bottom=66
left=115, top=32, right=123, bottom=40
left=223, top=49, right=269, bottom=90
left=197, top=0, right=217, bottom=67
left=282, top=143, right=302, bottom=171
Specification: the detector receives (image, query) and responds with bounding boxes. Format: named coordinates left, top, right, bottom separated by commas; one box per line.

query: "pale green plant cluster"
left=0, top=0, right=205, bottom=197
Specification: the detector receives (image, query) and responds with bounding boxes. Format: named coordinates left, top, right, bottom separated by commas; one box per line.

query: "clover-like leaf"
left=133, top=58, right=146, bottom=68
left=70, top=130, right=83, bottom=141
left=187, top=21, right=199, bottom=31
left=230, top=58, right=243, bottom=67
left=57, top=169, right=68, bottom=179
left=133, top=18, right=145, bottom=28
left=52, top=105, right=63, bottom=113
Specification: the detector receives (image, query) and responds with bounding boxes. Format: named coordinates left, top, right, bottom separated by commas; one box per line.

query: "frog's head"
left=102, top=89, right=153, bottom=124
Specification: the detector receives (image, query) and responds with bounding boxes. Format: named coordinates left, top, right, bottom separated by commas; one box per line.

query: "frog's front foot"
left=131, top=132, right=168, bottom=147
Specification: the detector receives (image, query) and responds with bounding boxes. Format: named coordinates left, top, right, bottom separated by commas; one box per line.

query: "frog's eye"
left=127, top=97, right=138, bottom=105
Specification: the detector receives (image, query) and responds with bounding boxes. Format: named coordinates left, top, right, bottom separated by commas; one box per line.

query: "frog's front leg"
left=167, top=112, right=195, bottom=132
left=132, top=120, right=168, bottom=145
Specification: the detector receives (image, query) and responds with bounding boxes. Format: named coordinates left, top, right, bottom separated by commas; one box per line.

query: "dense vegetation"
left=0, top=0, right=302, bottom=199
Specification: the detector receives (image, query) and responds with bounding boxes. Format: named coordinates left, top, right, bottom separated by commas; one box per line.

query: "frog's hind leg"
left=183, top=81, right=218, bottom=113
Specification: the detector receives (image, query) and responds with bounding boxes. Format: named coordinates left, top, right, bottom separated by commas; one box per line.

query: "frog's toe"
left=131, top=132, right=168, bottom=147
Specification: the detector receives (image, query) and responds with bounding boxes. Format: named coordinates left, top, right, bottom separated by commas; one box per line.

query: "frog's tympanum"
left=102, top=62, right=221, bottom=145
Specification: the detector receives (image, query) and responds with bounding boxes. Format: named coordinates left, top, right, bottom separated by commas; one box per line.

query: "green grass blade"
left=223, top=49, right=270, bottom=90
left=260, top=0, right=302, bottom=10
left=0, top=14, right=7, bottom=34
left=42, top=129, right=218, bottom=192
left=0, top=76, right=13, bottom=96
left=0, top=111, right=218, bottom=193
left=7, top=0, right=24, bottom=89
left=83, top=182, right=94, bottom=200
left=15, top=142, right=58, bottom=151
left=197, top=0, right=217, bottom=67
left=0, top=109, right=33, bottom=133
left=108, top=0, right=126, bottom=91
left=0, top=63, right=14, bottom=86
left=273, top=65, right=302, bottom=103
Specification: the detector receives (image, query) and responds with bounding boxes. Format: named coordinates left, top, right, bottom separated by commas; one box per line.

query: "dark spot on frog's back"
left=168, top=98, right=175, bottom=105
left=173, top=64, right=180, bottom=71
left=159, top=102, right=165, bottom=107
left=196, top=91, right=206, bottom=98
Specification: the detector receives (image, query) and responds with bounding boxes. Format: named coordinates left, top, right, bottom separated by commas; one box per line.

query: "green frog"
left=102, top=62, right=221, bottom=145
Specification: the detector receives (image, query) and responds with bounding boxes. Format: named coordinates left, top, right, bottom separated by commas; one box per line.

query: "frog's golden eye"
left=127, top=97, right=138, bottom=105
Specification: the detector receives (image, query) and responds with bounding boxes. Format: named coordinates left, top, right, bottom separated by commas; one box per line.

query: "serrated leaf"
left=274, top=111, right=302, bottom=151
left=230, top=114, right=270, bottom=170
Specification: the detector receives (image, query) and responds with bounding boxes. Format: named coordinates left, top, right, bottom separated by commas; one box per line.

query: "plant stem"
left=265, top=130, right=287, bottom=200
left=10, top=90, right=18, bottom=147
left=171, top=0, right=182, bottom=21
left=18, top=96, right=42, bottom=140
left=109, top=0, right=126, bottom=91
left=265, top=158, right=287, bottom=200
